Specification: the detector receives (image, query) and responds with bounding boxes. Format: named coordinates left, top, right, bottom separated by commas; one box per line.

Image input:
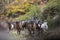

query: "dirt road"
left=0, top=30, right=17, bottom=40
left=0, top=29, right=41, bottom=40
left=0, top=29, right=30, bottom=40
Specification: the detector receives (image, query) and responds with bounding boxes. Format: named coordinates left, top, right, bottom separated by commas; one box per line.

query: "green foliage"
left=0, top=0, right=41, bottom=21
left=15, top=4, right=40, bottom=21
left=5, top=0, right=41, bottom=18
left=27, top=4, right=40, bottom=17
left=40, top=0, right=60, bottom=28
left=5, top=2, right=32, bottom=17
left=41, top=0, right=60, bottom=19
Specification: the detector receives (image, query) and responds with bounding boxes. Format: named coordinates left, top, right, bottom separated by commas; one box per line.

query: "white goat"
left=11, top=24, right=14, bottom=29
left=41, top=21, right=48, bottom=32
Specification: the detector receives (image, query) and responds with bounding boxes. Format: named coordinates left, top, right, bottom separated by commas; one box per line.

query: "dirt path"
left=10, top=29, right=29, bottom=40
left=0, top=30, right=17, bottom=40
left=0, top=29, right=39, bottom=40
left=0, top=29, right=30, bottom=40
left=0, top=26, right=60, bottom=40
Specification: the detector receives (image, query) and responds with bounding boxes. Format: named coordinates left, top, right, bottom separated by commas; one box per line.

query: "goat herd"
left=0, top=19, right=48, bottom=36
